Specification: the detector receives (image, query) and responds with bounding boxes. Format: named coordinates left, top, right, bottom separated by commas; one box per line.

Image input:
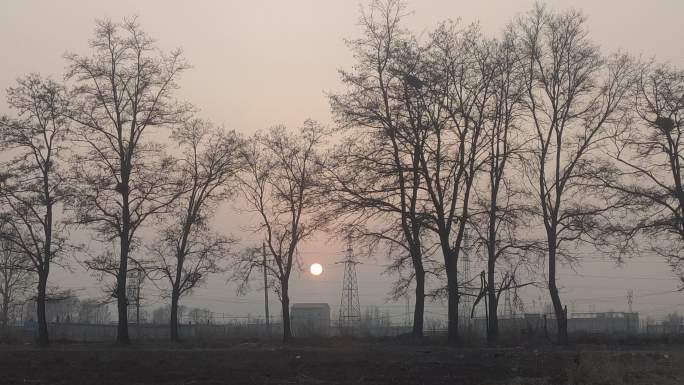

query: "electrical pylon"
left=126, top=268, right=144, bottom=324
left=503, top=289, right=514, bottom=318
left=337, top=239, right=361, bottom=332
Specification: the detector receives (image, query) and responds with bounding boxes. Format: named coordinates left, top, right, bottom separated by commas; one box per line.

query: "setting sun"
left=310, top=263, right=323, bottom=276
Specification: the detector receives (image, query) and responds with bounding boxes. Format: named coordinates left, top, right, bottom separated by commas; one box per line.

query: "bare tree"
left=514, top=4, right=635, bottom=343
left=0, top=74, right=69, bottom=346
left=603, top=63, right=684, bottom=279
left=322, top=135, right=435, bottom=337
left=328, top=0, right=433, bottom=338
left=0, top=221, right=33, bottom=328
left=468, top=32, right=536, bottom=345
left=234, top=121, right=326, bottom=342
left=410, top=21, right=497, bottom=346
left=149, top=118, right=240, bottom=341
left=64, top=18, right=188, bottom=344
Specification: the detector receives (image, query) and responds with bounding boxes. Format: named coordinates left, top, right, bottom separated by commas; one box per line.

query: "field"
left=0, top=339, right=683, bottom=385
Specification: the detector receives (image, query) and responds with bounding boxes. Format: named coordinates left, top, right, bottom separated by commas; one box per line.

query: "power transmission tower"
left=337, top=239, right=361, bottom=333
left=126, top=268, right=144, bottom=324
left=503, top=290, right=513, bottom=318
left=627, top=289, right=634, bottom=313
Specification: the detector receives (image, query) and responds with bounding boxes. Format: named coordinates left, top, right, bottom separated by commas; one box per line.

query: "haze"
left=2, top=0, right=684, bottom=324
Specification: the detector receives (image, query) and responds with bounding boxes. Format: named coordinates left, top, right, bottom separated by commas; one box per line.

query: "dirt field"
left=0, top=340, right=682, bottom=385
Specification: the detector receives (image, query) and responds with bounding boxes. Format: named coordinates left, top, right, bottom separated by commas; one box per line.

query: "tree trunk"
left=281, top=282, right=292, bottom=342
left=116, top=261, right=129, bottom=344
left=1, top=292, right=10, bottom=329
left=446, top=270, right=460, bottom=346
left=548, top=247, right=568, bottom=344
left=170, top=290, right=180, bottom=342
left=36, top=271, right=49, bottom=347
left=136, top=296, right=141, bottom=325
left=117, top=174, right=131, bottom=345
left=1, top=273, right=10, bottom=328
left=412, top=263, right=425, bottom=338
left=39, top=192, right=53, bottom=347
left=486, top=263, right=499, bottom=345
left=487, top=174, right=500, bottom=346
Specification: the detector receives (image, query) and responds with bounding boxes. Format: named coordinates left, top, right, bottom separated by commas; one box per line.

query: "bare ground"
left=0, top=340, right=682, bottom=385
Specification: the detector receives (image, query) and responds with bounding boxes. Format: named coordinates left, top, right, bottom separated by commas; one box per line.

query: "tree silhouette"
left=149, top=118, right=241, bottom=341
left=64, top=18, right=188, bottom=344
left=234, top=121, right=326, bottom=342
left=0, top=74, right=70, bottom=346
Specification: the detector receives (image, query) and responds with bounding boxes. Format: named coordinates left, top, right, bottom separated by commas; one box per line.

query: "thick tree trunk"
left=0, top=301, right=7, bottom=329
left=548, top=246, right=568, bottom=344
left=1, top=287, right=9, bottom=329
left=170, top=290, right=180, bottom=342
left=446, top=270, right=460, bottom=346
left=116, top=280, right=129, bottom=344
left=281, top=282, right=292, bottom=342
left=412, top=264, right=425, bottom=338
left=486, top=264, right=499, bottom=345
left=117, top=174, right=131, bottom=345
left=116, top=235, right=129, bottom=345
left=39, top=194, right=53, bottom=347
left=36, top=271, right=49, bottom=347
left=487, top=175, right=500, bottom=345
left=116, top=230, right=130, bottom=344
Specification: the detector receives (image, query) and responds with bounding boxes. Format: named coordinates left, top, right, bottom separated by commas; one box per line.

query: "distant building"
left=568, top=312, right=639, bottom=334
left=290, top=303, right=330, bottom=337
left=471, top=311, right=641, bottom=336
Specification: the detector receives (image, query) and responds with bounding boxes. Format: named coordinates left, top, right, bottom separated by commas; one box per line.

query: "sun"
left=310, top=263, right=323, bottom=276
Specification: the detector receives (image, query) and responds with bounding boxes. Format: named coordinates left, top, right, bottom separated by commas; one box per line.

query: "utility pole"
left=263, top=242, right=270, bottom=328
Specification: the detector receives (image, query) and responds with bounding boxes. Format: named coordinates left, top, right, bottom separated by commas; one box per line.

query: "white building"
left=290, top=303, right=330, bottom=337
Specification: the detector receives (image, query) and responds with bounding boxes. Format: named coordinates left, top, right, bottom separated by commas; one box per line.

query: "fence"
left=8, top=311, right=684, bottom=343
left=5, top=321, right=414, bottom=343
left=0, top=322, right=284, bottom=343
left=466, top=312, right=643, bottom=339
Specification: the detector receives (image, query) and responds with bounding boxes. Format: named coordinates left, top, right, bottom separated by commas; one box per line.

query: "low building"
left=568, top=312, right=639, bottom=334
left=290, top=303, right=330, bottom=337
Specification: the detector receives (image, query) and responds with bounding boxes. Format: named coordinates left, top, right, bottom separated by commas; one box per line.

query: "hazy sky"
left=2, top=1, right=684, bottom=323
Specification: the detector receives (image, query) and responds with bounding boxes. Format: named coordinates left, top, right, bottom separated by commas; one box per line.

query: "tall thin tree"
left=65, top=18, right=188, bottom=344
left=514, top=4, right=635, bottom=343
left=416, top=21, right=496, bottom=345
left=329, top=0, right=430, bottom=338
left=234, top=121, right=326, bottom=342
left=0, top=74, right=69, bottom=346
left=150, top=118, right=241, bottom=341
left=0, top=221, right=33, bottom=329
left=468, top=33, right=533, bottom=344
